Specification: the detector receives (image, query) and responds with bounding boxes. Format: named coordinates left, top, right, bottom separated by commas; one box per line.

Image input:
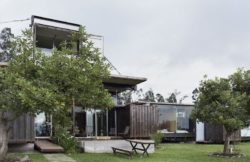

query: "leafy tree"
left=191, top=72, right=250, bottom=155
left=0, top=30, right=61, bottom=159
left=229, top=69, right=250, bottom=114
left=143, top=89, right=156, bottom=102
left=166, top=93, right=177, bottom=103
left=0, top=27, right=113, bottom=159
left=166, top=90, right=188, bottom=103
left=0, top=28, right=14, bottom=61
left=156, top=93, right=165, bottom=102
left=117, top=90, right=133, bottom=105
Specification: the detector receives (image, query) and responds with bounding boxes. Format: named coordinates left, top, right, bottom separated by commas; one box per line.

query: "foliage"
left=39, top=27, right=114, bottom=109
left=52, top=127, right=77, bottom=154
left=0, top=28, right=14, bottom=62
left=191, top=69, right=250, bottom=154
left=229, top=69, right=250, bottom=115
left=166, top=93, right=177, bottom=103
left=0, top=26, right=114, bottom=159
left=134, top=88, right=188, bottom=103
left=155, top=93, right=165, bottom=102
left=150, top=132, right=163, bottom=147
left=117, top=90, right=133, bottom=105
left=166, top=90, right=188, bottom=103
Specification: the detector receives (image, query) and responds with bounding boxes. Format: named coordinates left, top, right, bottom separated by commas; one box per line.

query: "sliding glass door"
left=74, top=108, right=116, bottom=137
left=34, top=112, right=52, bottom=137
left=96, top=109, right=108, bottom=136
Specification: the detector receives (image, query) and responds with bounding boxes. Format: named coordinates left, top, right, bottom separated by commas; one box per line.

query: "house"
left=7, top=15, right=150, bottom=145
left=6, top=14, right=246, bottom=151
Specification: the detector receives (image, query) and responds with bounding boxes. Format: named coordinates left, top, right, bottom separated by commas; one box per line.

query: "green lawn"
left=28, top=143, right=250, bottom=162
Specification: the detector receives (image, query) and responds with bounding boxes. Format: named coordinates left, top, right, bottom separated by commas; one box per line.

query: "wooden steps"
left=34, top=140, right=64, bottom=153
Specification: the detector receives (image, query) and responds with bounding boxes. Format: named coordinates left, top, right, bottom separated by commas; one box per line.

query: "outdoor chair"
left=118, top=126, right=130, bottom=138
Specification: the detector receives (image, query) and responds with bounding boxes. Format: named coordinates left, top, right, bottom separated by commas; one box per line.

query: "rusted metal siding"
left=129, top=104, right=158, bottom=138
left=8, top=114, right=35, bottom=143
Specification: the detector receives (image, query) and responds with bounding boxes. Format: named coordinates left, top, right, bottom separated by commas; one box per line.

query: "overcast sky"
left=1, top=0, right=250, bottom=103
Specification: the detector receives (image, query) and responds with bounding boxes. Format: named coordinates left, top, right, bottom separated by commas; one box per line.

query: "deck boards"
left=35, top=140, right=64, bottom=153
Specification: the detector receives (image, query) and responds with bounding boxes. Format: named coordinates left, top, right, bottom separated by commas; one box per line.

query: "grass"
left=25, top=143, right=250, bottom=162
left=28, top=154, right=50, bottom=162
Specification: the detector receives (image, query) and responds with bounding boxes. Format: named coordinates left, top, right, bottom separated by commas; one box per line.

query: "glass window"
left=157, top=105, right=194, bottom=133
left=74, top=106, right=86, bottom=137
left=158, top=105, right=177, bottom=133
left=35, top=112, right=52, bottom=137
left=86, top=110, right=95, bottom=137
left=108, top=109, right=116, bottom=136
left=96, top=109, right=107, bottom=136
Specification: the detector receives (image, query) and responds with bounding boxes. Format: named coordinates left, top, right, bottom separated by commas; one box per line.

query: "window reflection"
left=35, top=112, right=52, bottom=137
left=157, top=105, right=194, bottom=133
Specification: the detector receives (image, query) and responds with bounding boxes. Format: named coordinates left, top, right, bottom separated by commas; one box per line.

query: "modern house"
left=6, top=15, right=151, bottom=145
left=4, top=16, right=198, bottom=153
left=9, top=15, right=247, bottom=150
left=3, top=16, right=250, bottom=150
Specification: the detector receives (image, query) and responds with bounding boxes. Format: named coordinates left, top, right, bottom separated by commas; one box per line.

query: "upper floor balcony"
left=31, top=15, right=103, bottom=55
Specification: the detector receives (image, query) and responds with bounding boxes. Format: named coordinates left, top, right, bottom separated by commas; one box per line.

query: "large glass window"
left=108, top=109, right=116, bottom=136
left=96, top=109, right=108, bottom=136
left=35, top=112, right=52, bottom=137
left=73, top=108, right=113, bottom=137
left=86, top=110, right=95, bottom=137
left=176, top=106, right=193, bottom=132
left=74, top=106, right=86, bottom=137
left=158, top=105, right=177, bottom=133
left=157, top=105, right=194, bottom=133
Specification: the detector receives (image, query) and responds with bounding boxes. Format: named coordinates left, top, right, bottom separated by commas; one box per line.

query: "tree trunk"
left=223, top=132, right=231, bottom=155
left=0, top=117, right=8, bottom=160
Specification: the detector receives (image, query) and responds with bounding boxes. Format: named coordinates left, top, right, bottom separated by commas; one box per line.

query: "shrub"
left=52, top=127, right=77, bottom=154
left=151, top=132, right=163, bottom=147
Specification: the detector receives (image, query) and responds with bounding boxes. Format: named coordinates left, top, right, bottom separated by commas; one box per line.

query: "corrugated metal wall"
left=8, top=114, right=35, bottom=143
left=129, top=104, right=158, bottom=138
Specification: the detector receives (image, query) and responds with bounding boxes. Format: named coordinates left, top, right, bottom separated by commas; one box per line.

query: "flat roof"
left=31, top=15, right=81, bottom=28
left=105, top=74, right=147, bottom=86
left=133, top=101, right=194, bottom=106
left=0, top=62, right=8, bottom=67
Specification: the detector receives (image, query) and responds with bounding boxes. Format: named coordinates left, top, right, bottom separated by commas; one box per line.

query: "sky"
left=1, top=0, right=250, bottom=103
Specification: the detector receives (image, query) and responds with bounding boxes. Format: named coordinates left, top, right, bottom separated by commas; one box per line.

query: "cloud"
left=1, top=0, right=250, bottom=103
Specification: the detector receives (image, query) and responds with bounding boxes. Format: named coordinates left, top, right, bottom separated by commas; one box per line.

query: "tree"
left=0, top=28, right=14, bottom=61
left=156, top=93, right=165, bottom=102
left=191, top=72, right=250, bottom=155
left=0, top=27, right=113, bottom=159
left=229, top=69, right=250, bottom=114
left=143, top=89, right=156, bottom=102
left=166, top=93, right=177, bottom=103
left=117, top=90, right=133, bottom=105
left=166, top=90, right=188, bottom=103
left=0, top=30, right=61, bottom=159
left=134, top=88, right=156, bottom=102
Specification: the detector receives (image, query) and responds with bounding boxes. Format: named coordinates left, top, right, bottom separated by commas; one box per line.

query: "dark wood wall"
left=8, top=114, right=35, bottom=143
left=116, top=106, right=130, bottom=134
left=129, top=104, right=158, bottom=138
left=204, top=123, right=241, bottom=143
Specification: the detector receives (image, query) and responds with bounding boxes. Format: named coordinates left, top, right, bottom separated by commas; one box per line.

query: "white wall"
left=196, top=122, right=204, bottom=142
left=241, top=126, right=250, bottom=137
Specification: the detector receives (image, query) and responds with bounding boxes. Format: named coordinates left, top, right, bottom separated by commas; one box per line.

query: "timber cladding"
left=129, top=104, right=158, bottom=138
left=8, top=114, right=35, bottom=143
left=204, top=123, right=241, bottom=143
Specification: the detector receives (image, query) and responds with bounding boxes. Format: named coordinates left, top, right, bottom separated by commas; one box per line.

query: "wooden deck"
left=34, top=140, right=64, bottom=153
left=162, top=133, right=195, bottom=142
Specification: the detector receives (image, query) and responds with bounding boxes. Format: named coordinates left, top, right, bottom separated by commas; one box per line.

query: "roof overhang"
left=132, top=101, right=194, bottom=107
left=104, top=74, right=147, bottom=93
left=0, top=62, right=8, bottom=67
